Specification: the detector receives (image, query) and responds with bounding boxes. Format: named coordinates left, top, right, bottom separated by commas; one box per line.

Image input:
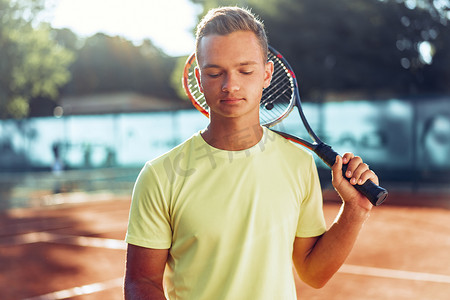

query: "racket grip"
left=315, top=143, right=388, bottom=206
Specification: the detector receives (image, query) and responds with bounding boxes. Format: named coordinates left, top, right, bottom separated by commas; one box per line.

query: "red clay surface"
left=1, top=191, right=449, bottom=300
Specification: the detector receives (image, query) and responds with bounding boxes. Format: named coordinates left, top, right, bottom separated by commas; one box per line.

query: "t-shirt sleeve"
left=296, top=156, right=327, bottom=237
left=125, top=162, right=172, bottom=249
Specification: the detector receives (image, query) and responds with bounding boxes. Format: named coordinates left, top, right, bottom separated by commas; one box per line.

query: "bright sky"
left=45, top=0, right=202, bottom=56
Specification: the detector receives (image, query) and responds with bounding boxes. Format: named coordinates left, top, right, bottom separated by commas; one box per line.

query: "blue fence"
left=1, top=97, right=449, bottom=185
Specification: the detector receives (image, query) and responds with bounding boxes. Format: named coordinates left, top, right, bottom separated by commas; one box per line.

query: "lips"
left=220, top=97, right=244, bottom=103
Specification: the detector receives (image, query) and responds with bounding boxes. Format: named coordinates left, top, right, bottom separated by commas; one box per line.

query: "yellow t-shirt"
left=126, top=127, right=326, bottom=300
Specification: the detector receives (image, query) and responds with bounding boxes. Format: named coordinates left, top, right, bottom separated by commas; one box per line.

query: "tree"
left=0, top=0, right=74, bottom=118
left=394, top=0, right=450, bottom=25
left=65, top=33, right=178, bottom=100
left=171, top=55, right=191, bottom=101
left=187, top=0, right=450, bottom=100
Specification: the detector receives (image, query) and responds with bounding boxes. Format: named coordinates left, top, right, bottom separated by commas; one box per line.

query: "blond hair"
left=195, top=7, right=268, bottom=61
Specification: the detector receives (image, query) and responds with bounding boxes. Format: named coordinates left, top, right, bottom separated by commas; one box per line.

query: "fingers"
left=341, top=153, right=379, bottom=186
left=341, top=152, right=354, bottom=165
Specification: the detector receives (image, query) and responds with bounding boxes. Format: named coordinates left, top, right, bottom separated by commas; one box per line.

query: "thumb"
left=331, top=155, right=343, bottom=184
left=332, top=155, right=342, bottom=174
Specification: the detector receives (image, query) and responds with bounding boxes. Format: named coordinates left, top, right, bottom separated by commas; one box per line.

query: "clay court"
left=1, top=189, right=450, bottom=300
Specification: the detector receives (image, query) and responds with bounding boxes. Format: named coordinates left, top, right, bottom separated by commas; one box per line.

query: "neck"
left=201, top=117, right=263, bottom=151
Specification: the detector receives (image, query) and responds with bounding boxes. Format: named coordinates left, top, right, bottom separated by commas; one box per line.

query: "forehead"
left=197, top=31, right=265, bottom=67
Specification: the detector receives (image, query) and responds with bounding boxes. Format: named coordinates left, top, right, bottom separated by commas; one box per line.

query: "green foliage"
left=0, top=0, right=74, bottom=119
left=64, top=34, right=178, bottom=100
left=171, top=55, right=191, bottom=101
left=3, top=0, right=447, bottom=118
left=188, top=0, right=450, bottom=100
left=9, top=25, right=74, bottom=98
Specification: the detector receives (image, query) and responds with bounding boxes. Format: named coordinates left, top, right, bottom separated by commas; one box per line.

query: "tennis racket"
left=182, top=45, right=388, bottom=206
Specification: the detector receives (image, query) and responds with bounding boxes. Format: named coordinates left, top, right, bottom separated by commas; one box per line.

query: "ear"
left=263, top=60, right=274, bottom=89
left=194, top=67, right=204, bottom=93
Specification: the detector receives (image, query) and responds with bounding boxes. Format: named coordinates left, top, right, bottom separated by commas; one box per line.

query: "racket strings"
left=260, top=53, right=295, bottom=126
left=263, top=76, right=292, bottom=102
left=263, top=66, right=291, bottom=98
left=186, top=65, right=208, bottom=112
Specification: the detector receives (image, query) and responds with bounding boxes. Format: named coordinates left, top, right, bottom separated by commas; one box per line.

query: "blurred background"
left=1, top=1, right=450, bottom=299
left=1, top=0, right=450, bottom=209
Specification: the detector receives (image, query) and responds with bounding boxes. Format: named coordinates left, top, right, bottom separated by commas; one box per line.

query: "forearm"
left=124, top=244, right=169, bottom=300
left=294, top=202, right=370, bottom=288
left=124, top=277, right=166, bottom=300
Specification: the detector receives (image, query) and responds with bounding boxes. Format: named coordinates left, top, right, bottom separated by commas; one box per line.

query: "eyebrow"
left=201, top=61, right=259, bottom=69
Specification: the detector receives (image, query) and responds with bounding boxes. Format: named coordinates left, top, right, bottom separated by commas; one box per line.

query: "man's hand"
left=331, top=153, right=379, bottom=211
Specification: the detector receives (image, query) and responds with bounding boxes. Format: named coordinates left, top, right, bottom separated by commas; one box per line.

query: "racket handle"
left=315, top=143, right=388, bottom=206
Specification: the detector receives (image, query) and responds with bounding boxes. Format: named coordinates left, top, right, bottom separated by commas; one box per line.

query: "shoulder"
left=135, top=132, right=201, bottom=184
left=148, top=131, right=201, bottom=167
left=265, top=128, right=314, bottom=162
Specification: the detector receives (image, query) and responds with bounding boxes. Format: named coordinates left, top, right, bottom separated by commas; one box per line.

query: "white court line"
left=2, top=232, right=127, bottom=250
left=57, top=235, right=127, bottom=250
left=9, top=233, right=126, bottom=300
left=22, top=264, right=450, bottom=299
left=12, top=233, right=449, bottom=299
left=340, top=264, right=450, bottom=284
left=24, top=277, right=123, bottom=300
left=24, top=264, right=450, bottom=300
left=2, top=232, right=57, bottom=245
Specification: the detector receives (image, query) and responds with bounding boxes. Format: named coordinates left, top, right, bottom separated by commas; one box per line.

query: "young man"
left=125, top=7, right=378, bottom=300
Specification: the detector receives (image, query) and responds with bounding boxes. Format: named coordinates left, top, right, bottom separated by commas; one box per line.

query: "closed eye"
left=207, top=73, right=222, bottom=78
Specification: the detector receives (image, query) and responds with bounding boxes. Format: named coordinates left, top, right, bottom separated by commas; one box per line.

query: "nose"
left=222, top=73, right=240, bottom=92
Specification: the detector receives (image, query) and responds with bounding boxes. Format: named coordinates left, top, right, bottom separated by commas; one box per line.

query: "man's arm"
left=124, top=244, right=169, bottom=300
left=293, top=153, right=376, bottom=288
